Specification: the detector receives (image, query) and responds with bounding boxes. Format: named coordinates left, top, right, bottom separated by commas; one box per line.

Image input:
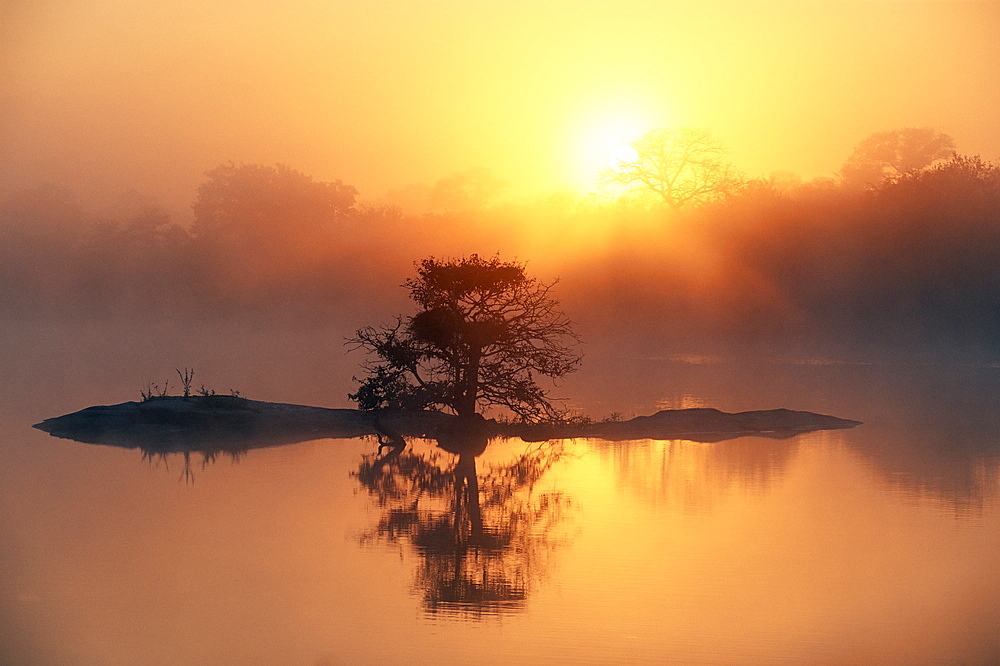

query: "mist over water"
left=3, top=154, right=999, bottom=366
left=4, top=2, right=1000, bottom=662
left=3, top=314, right=999, bottom=664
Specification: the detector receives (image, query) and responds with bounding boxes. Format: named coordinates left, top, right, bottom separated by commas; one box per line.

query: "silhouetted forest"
left=2, top=155, right=998, bottom=361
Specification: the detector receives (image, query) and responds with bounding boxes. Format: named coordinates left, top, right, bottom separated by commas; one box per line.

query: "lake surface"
left=2, top=318, right=998, bottom=664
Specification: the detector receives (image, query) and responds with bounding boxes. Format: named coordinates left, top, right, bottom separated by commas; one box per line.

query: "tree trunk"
left=456, top=346, right=482, bottom=417
left=457, top=454, right=483, bottom=537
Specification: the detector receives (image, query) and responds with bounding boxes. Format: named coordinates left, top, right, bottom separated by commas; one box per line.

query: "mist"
left=4, top=1, right=999, bottom=370
left=2, top=152, right=998, bottom=371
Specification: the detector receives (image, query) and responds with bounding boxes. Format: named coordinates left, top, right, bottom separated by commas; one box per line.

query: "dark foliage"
left=349, top=255, right=582, bottom=420
left=711, top=154, right=1000, bottom=354
left=1, top=149, right=998, bottom=362
left=840, top=127, right=955, bottom=190
left=354, top=439, right=570, bottom=616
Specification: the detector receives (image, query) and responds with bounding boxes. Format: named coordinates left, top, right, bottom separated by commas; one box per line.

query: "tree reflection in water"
left=141, top=447, right=249, bottom=483
left=354, top=425, right=572, bottom=617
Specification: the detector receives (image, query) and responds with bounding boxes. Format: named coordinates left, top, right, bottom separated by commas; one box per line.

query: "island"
left=33, top=395, right=861, bottom=453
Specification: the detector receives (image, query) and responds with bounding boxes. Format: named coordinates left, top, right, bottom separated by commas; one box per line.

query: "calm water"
left=2, top=319, right=998, bottom=665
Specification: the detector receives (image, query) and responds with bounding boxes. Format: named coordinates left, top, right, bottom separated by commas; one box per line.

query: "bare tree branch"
left=599, top=127, right=745, bottom=213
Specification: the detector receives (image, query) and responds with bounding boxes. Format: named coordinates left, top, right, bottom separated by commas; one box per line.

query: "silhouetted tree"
left=188, top=162, right=359, bottom=296
left=350, top=255, right=581, bottom=421
left=712, top=150, right=1000, bottom=355
left=429, top=167, right=505, bottom=212
left=840, top=127, right=955, bottom=190
left=881, top=153, right=1000, bottom=191
left=77, top=203, right=192, bottom=308
left=355, top=435, right=570, bottom=616
left=599, top=127, right=745, bottom=213
left=88, top=195, right=188, bottom=252
left=191, top=162, right=357, bottom=245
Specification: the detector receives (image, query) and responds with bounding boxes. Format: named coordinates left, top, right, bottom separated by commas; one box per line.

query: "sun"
left=571, top=113, right=649, bottom=188
left=607, top=142, right=639, bottom=171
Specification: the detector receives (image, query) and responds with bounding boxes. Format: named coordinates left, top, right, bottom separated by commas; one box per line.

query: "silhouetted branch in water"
left=180, top=450, right=194, bottom=484
left=354, top=434, right=574, bottom=616
left=367, top=412, right=409, bottom=474
left=457, top=455, right=483, bottom=537
left=373, top=412, right=407, bottom=453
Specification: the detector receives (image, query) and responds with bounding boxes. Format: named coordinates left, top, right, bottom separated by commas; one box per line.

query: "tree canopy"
left=840, top=127, right=955, bottom=190
left=429, top=167, right=505, bottom=212
left=599, top=127, right=745, bottom=213
left=349, top=255, right=581, bottom=421
left=191, top=162, right=357, bottom=244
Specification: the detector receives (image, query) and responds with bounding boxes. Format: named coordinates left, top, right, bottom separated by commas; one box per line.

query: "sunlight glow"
left=572, top=113, right=651, bottom=188
left=608, top=143, right=639, bottom=171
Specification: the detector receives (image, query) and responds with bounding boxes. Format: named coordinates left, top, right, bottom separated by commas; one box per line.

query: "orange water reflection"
left=354, top=435, right=572, bottom=618
left=5, top=357, right=1000, bottom=664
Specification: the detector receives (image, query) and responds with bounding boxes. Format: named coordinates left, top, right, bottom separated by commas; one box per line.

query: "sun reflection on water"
left=655, top=393, right=711, bottom=410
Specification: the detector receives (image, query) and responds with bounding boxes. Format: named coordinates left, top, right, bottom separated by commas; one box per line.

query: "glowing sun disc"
left=608, top=143, right=639, bottom=171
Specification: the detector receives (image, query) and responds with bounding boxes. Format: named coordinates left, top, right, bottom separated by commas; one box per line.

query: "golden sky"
left=2, top=0, right=999, bottom=215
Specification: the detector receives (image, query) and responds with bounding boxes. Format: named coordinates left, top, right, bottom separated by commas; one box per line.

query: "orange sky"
left=2, top=0, right=999, bottom=217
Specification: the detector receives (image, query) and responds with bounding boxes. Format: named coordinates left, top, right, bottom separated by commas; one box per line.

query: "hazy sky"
left=2, top=0, right=999, bottom=217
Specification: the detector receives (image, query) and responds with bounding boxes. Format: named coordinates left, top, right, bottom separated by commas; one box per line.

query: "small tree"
left=599, top=127, right=745, bottom=213
left=349, top=255, right=581, bottom=421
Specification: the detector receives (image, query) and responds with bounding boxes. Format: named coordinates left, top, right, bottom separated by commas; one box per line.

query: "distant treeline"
left=1, top=155, right=998, bottom=361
